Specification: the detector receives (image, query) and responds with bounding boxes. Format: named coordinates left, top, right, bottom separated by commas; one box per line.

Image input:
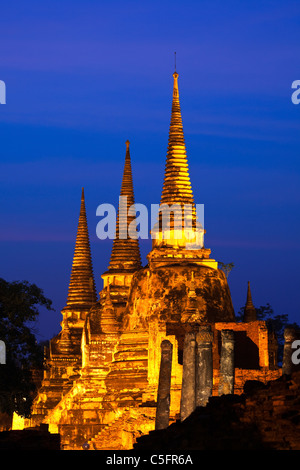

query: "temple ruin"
left=19, top=69, right=282, bottom=450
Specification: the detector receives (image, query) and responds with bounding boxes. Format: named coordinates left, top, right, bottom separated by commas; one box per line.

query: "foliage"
left=0, top=278, right=53, bottom=417
left=218, top=262, right=235, bottom=278
left=237, top=302, right=299, bottom=363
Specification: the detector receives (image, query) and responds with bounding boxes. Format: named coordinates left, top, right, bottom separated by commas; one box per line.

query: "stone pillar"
left=155, top=340, right=173, bottom=430
left=195, top=325, right=213, bottom=407
left=180, top=331, right=196, bottom=421
left=218, top=329, right=235, bottom=395
left=282, top=326, right=297, bottom=375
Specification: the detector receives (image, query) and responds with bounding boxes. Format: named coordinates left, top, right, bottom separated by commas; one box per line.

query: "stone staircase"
left=87, top=407, right=156, bottom=450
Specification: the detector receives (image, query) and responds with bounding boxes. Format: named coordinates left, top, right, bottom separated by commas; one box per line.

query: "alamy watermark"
left=292, top=340, right=300, bottom=365
left=0, top=80, right=6, bottom=104
left=96, top=198, right=205, bottom=249
left=291, top=80, right=300, bottom=105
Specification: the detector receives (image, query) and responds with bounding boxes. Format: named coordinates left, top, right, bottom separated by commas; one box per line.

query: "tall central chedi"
left=149, top=70, right=216, bottom=264
left=160, top=71, right=195, bottom=206
left=125, top=69, right=235, bottom=331
left=153, top=69, right=199, bottom=249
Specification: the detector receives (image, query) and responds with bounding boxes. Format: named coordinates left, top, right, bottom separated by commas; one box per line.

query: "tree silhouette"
left=0, top=278, right=53, bottom=418
left=237, top=302, right=300, bottom=363
left=218, top=262, right=235, bottom=279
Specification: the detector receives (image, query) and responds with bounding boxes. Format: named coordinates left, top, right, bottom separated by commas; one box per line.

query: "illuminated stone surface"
left=23, top=71, right=282, bottom=450
left=195, top=325, right=213, bottom=407
left=64, top=187, right=97, bottom=311
left=180, top=331, right=196, bottom=422
left=218, top=329, right=235, bottom=395
left=152, top=72, right=203, bottom=250
left=106, top=140, right=142, bottom=275
left=26, top=189, right=97, bottom=428
left=160, top=72, right=195, bottom=209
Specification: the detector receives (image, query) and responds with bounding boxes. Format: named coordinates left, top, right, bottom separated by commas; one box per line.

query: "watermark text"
left=96, top=198, right=204, bottom=250
left=0, top=80, right=6, bottom=104
left=291, top=80, right=300, bottom=105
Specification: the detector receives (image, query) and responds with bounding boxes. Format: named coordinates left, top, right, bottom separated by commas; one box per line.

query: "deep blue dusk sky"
left=0, top=0, right=300, bottom=341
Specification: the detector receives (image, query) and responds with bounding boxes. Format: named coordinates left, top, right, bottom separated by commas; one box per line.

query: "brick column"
left=218, top=329, right=235, bottom=395
left=155, top=340, right=173, bottom=430
left=258, top=323, right=269, bottom=368
left=195, top=325, right=213, bottom=407
left=180, top=331, right=196, bottom=421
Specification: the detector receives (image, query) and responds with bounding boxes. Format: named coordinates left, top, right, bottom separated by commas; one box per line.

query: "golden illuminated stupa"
left=21, top=69, right=281, bottom=450
left=105, top=139, right=142, bottom=276
left=152, top=70, right=203, bottom=251
left=64, top=188, right=97, bottom=308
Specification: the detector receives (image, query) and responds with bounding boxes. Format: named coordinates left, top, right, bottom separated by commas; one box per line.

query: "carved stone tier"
left=147, top=246, right=218, bottom=270
left=104, top=330, right=149, bottom=406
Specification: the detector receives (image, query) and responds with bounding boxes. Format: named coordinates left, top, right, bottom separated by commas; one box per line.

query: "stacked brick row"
left=135, top=372, right=300, bottom=450
left=241, top=372, right=300, bottom=449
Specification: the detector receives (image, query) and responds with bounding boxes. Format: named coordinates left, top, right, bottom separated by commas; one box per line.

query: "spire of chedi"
left=152, top=70, right=203, bottom=250
left=63, top=188, right=97, bottom=310
left=106, top=141, right=142, bottom=275
left=243, top=281, right=257, bottom=322
left=160, top=71, right=195, bottom=208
